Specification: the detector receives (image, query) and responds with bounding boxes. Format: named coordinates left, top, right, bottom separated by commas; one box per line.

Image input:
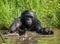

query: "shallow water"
left=0, top=28, right=60, bottom=44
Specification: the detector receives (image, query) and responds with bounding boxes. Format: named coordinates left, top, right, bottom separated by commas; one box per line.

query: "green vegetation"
left=0, top=0, right=60, bottom=28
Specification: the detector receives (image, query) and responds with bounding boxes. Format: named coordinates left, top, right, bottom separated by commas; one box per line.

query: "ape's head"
left=21, top=10, right=36, bottom=26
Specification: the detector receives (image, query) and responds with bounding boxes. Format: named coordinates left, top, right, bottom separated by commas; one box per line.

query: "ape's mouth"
left=26, top=21, right=32, bottom=26
left=27, top=23, right=32, bottom=26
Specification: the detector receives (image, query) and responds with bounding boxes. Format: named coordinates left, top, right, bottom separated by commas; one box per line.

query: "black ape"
left=8, top=10, right=54, bottom=35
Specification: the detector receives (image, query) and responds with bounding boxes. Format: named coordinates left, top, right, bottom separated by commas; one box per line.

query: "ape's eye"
left=30, top=16, right=33, bottom=18
left=27, top=16, right=33, bottom=18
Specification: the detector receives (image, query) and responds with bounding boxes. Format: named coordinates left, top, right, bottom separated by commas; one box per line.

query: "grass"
left=0, top=0, right=60, bottom=28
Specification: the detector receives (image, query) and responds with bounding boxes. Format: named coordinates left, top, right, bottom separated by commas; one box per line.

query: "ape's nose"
left=26, top=18, right=32, bottom=25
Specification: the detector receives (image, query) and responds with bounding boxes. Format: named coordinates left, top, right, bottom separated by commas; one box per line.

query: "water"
left=0, top=28, right=60, bottom=44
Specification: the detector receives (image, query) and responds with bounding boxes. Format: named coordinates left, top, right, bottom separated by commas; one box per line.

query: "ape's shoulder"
left=33, top=19, right=41, bottom=25
left=14, top=17, right=21, bottom=22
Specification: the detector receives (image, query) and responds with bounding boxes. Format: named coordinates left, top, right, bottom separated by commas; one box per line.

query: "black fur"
left=8, top=10, right=54, bottom=35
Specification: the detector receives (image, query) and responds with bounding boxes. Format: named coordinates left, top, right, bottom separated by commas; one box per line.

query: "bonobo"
left=8, top=10, right=54, bottom=35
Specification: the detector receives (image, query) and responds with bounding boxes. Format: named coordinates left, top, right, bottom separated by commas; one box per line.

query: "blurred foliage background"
left=0, top=0, right=60, bottom=29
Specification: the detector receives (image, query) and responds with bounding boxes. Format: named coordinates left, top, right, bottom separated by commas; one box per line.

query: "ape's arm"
left=35, top=20, right=54, bottom=35
left=8, top=18, right=22, bottom=33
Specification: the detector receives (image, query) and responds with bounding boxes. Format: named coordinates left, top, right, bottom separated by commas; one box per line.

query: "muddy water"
left=0, top=28, right=60, bottom=44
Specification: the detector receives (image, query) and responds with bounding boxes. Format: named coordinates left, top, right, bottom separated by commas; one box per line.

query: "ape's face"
left=24, top=14, right=33, bottom=26
left=21, top=10, right=36, bottom=26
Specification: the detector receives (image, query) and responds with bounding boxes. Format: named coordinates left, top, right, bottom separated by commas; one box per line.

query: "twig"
left=0, top=34, right=6, bottom=43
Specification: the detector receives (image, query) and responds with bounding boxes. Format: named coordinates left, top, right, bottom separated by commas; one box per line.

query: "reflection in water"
left=0, top=30, right=38, bottom=44
left=0, top=28, right=60, bottom=44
